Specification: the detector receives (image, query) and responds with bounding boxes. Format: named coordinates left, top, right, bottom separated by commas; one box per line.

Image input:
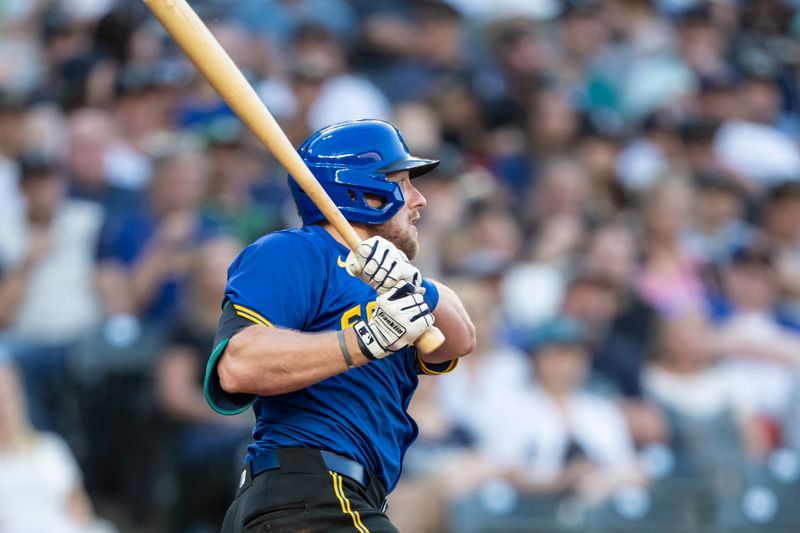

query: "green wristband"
left=337, top=329, right=356, bottom=369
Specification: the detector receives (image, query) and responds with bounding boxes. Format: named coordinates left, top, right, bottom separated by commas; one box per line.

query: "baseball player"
left=206, top=119, right=476, bottom=532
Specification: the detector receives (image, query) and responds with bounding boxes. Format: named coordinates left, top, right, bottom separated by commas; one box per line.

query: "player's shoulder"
left=234, top=225, right=333, bottom=268
left=250, top=226, right=329, bottom=254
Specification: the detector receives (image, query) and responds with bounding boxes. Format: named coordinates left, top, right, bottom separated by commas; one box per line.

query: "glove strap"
left=353, top=320, right=383, bottom=361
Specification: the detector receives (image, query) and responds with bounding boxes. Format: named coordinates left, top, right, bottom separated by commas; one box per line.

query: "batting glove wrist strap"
left=354, top=320, right=384, bottom=361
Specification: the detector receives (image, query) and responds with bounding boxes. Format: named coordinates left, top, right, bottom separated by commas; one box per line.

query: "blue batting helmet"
left=290, top=119, right=439, bottom=225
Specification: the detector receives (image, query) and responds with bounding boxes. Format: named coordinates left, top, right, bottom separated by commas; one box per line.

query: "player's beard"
left=372, top=216, right=419, bottom=259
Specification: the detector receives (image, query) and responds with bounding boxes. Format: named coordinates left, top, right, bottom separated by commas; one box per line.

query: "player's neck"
left=320, top=222, right=371, bottom=247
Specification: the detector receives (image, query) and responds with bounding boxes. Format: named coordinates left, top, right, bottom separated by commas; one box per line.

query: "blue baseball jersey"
left=204, top=224, right=457, bottom=492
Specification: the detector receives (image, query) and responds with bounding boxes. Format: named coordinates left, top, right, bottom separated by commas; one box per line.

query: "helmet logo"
left=357, top=151, right=382, bottom=162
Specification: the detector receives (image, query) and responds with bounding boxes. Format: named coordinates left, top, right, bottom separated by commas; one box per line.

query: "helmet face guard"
left=290, top=120, right=439, bottom=225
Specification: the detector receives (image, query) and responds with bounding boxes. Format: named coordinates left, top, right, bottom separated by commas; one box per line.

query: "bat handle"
left=415, top=326, right=445, bottom=355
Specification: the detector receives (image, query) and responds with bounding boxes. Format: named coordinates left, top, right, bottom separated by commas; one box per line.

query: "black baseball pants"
left=220, top=448, right=399, bottom=533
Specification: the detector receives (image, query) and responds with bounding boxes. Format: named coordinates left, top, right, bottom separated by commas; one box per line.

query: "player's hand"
left=346, top=236, right=422, bottom=294
left=353, top=281, right=434, bottom=359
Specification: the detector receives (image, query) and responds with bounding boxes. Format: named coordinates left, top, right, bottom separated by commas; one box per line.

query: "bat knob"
left=414, top=326, right=445, bottom=355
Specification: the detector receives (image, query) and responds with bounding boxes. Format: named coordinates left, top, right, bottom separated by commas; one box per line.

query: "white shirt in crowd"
left=714, top=120, right=800, bottom=185
left=0, top=200, right=103, bottom=345
left=436, top=346, right=530, bottom=445
left=720, top=311, right=799, bottom=419
left=0, top=433, right=84, bottom=533
left=482, top=387, right=638, bottom=482
left=643, top=362, right=754, bottom=421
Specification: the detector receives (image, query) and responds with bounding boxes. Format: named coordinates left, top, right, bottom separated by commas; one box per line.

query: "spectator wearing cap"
left=480, top=18, right=556, bottom=129
left=562, top=273, right=642, bottom=395
left=199, top=119, right=289, bottom=244
left=113, top=64, right=187, bottom=188
left=482, top=316, right=645, bottom=507
left=0, top=151, right=104, bottom=429
left=560, top=270, right=669, bottom=449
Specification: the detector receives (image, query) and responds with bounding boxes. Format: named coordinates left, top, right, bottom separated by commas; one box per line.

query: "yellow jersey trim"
left=233, top=304, right=274, bottom=327
left=337, top=255, right=348, bottom=268
left=417, top=355, right=459, bottom=375
left=329, top=471, right=370, bottom=533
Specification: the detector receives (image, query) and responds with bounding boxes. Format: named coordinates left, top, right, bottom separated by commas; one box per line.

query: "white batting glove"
left=353, top=282, right=434, bottom=360
left=346, top=236, right=422, bottom=294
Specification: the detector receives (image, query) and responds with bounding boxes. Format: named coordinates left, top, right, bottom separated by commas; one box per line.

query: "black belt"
left=250, top=449, right=368, bottom=487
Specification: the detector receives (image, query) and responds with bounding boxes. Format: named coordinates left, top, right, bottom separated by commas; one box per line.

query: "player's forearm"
left=218, top=325, right=368, bottom=396
left=420, top=280, right=476, bottom=364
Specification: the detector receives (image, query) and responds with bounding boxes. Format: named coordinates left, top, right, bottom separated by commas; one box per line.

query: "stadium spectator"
left=0, top=92, right=28, bottom=225
left=643, top=311, right=769, bottom=470
left=0, top=359, right=111, bottom=533
left=637, top=178, right=707, bottom=316
left=712, top=243, right=800, bottom=443
left=524, top=156, right=592, bottom=267
left=685, top=171, right=753, bottom=264
left=66, top=107, right=144, bottom=212
left=761, top=181, right=800, bottom=320
left=96, top=146, right=218, bottom=323
left=0, top=152, right=103, bottom=428
left=200, top=120, right=288, bottom=244
left=483, top=316, right=645, bottom=507
left=155, top=237, right=250, bottom=532
left=2, top=0, right=800, bottom=529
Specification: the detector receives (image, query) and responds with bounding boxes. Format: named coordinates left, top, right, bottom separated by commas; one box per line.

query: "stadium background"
left=2, top=0, right=800, bottom=531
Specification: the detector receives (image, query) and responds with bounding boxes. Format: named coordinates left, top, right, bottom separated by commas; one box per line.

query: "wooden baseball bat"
left=143, top=0, right=444, bottom=354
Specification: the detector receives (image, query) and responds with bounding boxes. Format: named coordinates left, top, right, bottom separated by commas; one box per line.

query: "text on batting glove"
left=353, top=281, right=434, bottom=360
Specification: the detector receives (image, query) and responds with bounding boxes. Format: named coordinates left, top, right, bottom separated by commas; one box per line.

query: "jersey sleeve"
left=204, top=302, right=259, bottom=414
left=415, top=354, right=459, bottom=375
left=204, top=231, right=325, bottom=414
left=225, top=231, right=325, bottom=330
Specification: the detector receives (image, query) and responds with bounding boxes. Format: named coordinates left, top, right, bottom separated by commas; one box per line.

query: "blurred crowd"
left=2, top=0, right=800, bottom=531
